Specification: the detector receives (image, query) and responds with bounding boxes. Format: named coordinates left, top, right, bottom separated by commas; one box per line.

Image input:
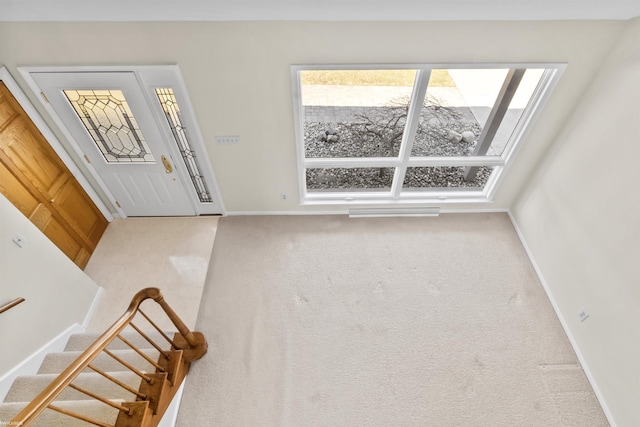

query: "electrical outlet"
left=281, top=193, right=287, bottom=200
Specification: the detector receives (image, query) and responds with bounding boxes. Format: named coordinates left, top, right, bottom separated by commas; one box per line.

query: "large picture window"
left=292, top=64, right=564, bottom=205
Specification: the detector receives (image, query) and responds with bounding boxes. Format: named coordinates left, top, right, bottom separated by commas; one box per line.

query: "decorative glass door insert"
left=25, top=66, right=223, bottom=216
left=32, top=71, right=197, bottom=216
left=64, top=89, right=155, bottom=163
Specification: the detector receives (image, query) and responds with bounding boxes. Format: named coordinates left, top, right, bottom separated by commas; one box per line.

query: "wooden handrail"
left=0, top=297, right=25, bottom=315
left=11, top=287, right=207, bottom=426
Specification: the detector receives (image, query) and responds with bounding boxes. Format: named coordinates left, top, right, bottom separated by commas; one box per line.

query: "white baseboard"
left=224, top=208, right=509, bottom=216
left=506, top=210, right=616, bottom=427
left=0, top=323, right=85, bottom=402
left=224, top=210, right=347, bottom=216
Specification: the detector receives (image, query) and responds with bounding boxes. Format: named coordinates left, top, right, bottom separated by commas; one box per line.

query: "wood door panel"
left=55, top=178, right=108, bottom=247
left=74, top=248, right=91, bottom=269
left=0, top=160, right=39, bottom=217
left=40, top=212, right=84, bottom=262
left=0, top=92, right=18, bottom=129
left=0, top=146, right=96, bottom=246
left=30, top=202, right=52, bottom=229
left=0, top=81, right=108, bottom=269
left=0, top=115, right=68, bottom=197
left=27, top=203, right=89, bottom=268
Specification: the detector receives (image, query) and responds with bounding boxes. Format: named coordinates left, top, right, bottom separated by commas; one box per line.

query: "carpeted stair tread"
left=0, top=399, right=123, bottom=426
left=65, top=331, right=175, bottom=352
left=5, top=372, right=142, bottom=403
left=38, top=348, right=160, bottom=375
left=1, top=330, right=185, bottom=425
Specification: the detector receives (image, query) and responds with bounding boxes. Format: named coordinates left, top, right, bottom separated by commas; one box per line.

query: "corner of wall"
left=82, top=286, right=104, bottom=329
left=505, top=210, right=616, bottom=426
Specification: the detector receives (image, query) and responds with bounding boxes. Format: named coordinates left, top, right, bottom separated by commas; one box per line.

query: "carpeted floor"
left=176, top=213, right=608, bottom=426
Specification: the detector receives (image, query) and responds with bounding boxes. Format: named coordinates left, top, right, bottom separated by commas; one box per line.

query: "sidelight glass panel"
left=155, top=88, right=212, bottom=203
left=64, top=89, right=155, bottom=163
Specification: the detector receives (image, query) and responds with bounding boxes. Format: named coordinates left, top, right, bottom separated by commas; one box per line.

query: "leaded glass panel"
left=155, top=88, right=212, bottom=203
left=64, top=89, right=155, bottom=163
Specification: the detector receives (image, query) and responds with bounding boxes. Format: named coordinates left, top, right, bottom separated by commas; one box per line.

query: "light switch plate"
left=12, top=234, right=26, bottom=248
left=216, top=136, right=240, bottom=145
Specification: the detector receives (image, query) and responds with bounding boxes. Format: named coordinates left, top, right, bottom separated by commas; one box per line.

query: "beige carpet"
left=177, top=213, right=608, bottom=426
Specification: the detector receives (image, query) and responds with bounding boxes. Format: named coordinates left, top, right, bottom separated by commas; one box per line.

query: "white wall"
left=0, top=194, right=100, bottom=378
left=512, top=17, right=640, bottom=427
left=0, top=20, right=625, bottom=213
left=0, top=18, right=637, bottom=423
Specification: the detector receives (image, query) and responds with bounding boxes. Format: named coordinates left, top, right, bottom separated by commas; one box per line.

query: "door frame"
left=17, top=65, right=226, bottom=217
left=0, top=66, right=114, bottom=221
left=33, top=71, right=198, bottom=217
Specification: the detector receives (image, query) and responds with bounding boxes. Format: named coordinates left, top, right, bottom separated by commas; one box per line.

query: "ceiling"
left=1, top=0, right=639, bottom=22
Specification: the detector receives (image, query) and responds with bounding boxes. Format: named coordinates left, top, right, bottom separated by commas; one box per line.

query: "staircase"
left=0, top=288, right=206, bottom=427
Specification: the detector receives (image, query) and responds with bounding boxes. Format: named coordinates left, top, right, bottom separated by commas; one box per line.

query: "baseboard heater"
left=348, top=207, right=440, bottom=218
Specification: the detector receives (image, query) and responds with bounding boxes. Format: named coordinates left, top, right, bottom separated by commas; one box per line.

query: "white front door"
left=31, top=71, right=205, bottom=217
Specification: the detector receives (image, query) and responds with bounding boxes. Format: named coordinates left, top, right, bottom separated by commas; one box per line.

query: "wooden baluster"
left=103, top=348, right=154, bottom=384
left=128, top=320, right=173, bottom=358
left=137, top=309, right=178, bottom=349
left=47, top=404, right=115, bottom=427
left=116, top=333, right=165, bottom=371
left=68, top=383, right=133, bottom=414
left=88, top=364, right=148, bottom=400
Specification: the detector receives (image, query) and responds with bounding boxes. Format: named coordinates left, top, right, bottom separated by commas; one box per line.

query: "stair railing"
left=0, top=297, right=25, bottom=315
left=11, top=287, right=207, bottom=427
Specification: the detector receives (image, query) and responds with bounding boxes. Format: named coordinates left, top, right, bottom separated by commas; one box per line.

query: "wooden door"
left=0, top=82, right=108, bottom=269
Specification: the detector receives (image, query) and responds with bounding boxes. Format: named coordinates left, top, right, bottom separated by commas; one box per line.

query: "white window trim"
left=291, top=63, right=565, bottom=206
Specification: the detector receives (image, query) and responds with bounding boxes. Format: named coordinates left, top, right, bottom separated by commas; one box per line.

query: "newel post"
left=147, top=288, right=207, bottom=361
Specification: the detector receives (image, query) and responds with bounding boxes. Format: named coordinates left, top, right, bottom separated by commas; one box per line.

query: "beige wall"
left=0, top=19, right=637, bottom=422
left=0, top=194, right=100, bottom=378
left=0, top=20, right=625, bottom=213
left=512, top=17, right=640, bottom=426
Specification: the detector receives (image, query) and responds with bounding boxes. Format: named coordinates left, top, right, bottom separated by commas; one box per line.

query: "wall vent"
left=348, top=207, right=440, bottom=218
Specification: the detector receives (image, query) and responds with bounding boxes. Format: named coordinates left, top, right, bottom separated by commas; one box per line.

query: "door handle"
left=161, top=155, right=173, bottom=174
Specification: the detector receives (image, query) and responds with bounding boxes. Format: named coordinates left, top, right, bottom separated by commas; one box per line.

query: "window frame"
left=291, top=63, right=565, bottom=206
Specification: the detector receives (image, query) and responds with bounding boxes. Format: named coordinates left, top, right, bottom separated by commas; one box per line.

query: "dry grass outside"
left=300, top=69, right=455, bottom=87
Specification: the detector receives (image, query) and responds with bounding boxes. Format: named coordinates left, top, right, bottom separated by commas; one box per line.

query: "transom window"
left=292, top=64, right=564, bottom=205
